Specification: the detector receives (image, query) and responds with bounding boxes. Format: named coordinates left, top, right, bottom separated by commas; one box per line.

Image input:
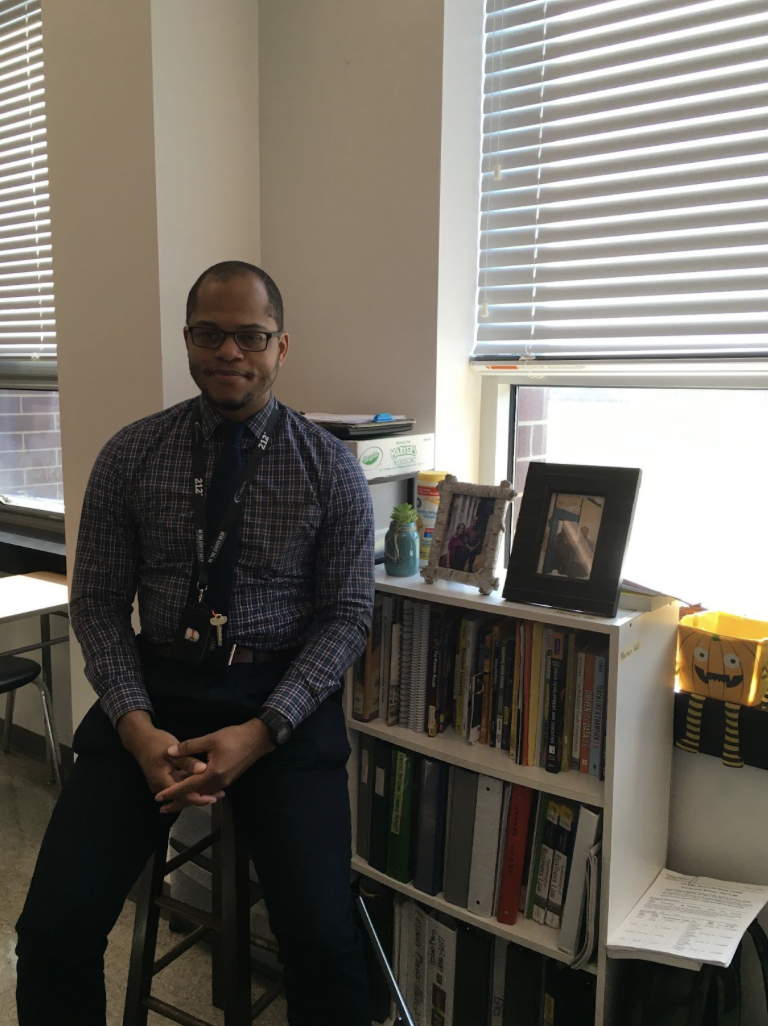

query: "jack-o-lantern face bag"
left=678, top=611, right=768, bottom=707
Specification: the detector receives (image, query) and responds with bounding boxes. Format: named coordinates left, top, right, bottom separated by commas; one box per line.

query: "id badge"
left=170, top=601, right=214, bottom=666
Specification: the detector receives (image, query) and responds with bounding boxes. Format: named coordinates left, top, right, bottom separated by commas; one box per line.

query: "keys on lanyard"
left=210, top=612, right=228, bottom=648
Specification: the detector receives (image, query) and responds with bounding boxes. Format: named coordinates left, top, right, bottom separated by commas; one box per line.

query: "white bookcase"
left=346, top=566, right=679, bottom=1026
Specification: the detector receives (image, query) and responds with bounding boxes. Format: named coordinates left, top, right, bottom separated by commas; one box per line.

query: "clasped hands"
left=118, top=710, right=275, bottom=814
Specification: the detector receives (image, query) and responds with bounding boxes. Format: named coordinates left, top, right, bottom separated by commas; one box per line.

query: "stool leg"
left=36, top=680, right=62, bottom=789
left=1, top=687, right=15, bottom=752
left=211, top=801, right=252, bottom=1024
left=123, top=846, right=168, bottom=1026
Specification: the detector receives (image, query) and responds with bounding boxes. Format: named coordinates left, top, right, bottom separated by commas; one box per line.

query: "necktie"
left=205, top=420, right=246, bottom=617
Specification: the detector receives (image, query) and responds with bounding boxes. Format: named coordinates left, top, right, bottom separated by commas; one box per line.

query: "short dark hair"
left=186, top=261, right=284, bottom=330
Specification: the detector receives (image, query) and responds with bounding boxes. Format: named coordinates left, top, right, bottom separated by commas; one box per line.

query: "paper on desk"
left=302, top=413, right=406, bottom=425
left=607, top=869, right=768, bottom=970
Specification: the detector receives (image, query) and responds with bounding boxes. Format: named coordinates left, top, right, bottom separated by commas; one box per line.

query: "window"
left=475, top=0, right=768, bottom=617
left=0, top=1, right=59, bottom=514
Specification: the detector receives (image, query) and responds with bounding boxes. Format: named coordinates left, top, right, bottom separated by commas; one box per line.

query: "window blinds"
left=475, top=0, right=768, bottom=362
left=0, top=0, right=54, bottom=384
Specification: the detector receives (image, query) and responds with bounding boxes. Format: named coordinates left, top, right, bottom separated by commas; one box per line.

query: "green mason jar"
left=384, top=520, right=420, bottom=577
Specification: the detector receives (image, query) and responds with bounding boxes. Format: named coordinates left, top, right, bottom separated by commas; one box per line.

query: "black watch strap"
left=258, top=707, right=293, bottom=746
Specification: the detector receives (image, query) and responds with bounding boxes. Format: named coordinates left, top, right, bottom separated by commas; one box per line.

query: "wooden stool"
left=123, top=797, right=283, bottom=1026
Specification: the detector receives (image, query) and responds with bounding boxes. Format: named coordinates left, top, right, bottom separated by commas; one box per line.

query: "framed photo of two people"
left=503, top=462, right=642, bottom=618
left=421, top=476, right=516, bottom=596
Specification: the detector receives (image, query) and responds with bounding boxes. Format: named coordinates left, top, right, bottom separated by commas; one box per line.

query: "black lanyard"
left=189, top=401, right=280, bottom=598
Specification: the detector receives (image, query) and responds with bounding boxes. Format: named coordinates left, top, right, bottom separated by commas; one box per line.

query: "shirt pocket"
left=240, top=500, right=323, bottom=577
left=138, top=499, right=195, bottom=568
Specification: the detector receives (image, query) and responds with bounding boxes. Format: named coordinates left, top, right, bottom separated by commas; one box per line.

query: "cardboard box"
left=343, top=433, right=435, bottom=480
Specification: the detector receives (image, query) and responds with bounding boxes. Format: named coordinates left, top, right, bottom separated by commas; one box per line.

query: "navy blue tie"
left=205, top=420, right=246, bottom=617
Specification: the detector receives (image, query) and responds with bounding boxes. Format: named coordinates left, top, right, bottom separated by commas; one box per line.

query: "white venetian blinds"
left=0, top=0, right=53, bottom=380
left=475, top=0, right=768, bottom=361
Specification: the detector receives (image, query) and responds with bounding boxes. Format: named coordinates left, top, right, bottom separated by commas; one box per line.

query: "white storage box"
left=343, top=433, right=435, bottom=481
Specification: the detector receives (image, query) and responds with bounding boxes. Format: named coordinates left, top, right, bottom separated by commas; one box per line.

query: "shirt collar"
left=197, top=393, right=278, bottom=442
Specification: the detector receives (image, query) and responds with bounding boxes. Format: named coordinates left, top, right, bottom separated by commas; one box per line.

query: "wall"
left=37, top=0, right=260, bottom=739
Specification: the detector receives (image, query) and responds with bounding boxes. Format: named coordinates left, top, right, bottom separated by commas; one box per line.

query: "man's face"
left=184, top=274, right=289, bottom=419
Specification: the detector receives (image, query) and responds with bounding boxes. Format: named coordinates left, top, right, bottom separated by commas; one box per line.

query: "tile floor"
left=0, top=751, right=289, bottom=1026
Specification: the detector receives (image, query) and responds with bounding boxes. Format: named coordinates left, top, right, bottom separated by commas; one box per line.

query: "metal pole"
left=355, top=895, right=417, bottom=1026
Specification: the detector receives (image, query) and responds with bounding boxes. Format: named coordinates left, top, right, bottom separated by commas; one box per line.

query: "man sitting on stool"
left=15, top=261, right=375, bottom=1026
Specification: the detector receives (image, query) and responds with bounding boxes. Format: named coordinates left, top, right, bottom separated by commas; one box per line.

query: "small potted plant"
left=384, top=503, right=420, bottom=577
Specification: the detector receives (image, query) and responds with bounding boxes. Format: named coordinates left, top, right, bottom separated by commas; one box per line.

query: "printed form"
left=607, top=869, right=768, bottom=970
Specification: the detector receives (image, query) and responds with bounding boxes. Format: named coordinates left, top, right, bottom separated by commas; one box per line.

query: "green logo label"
left=390, top=443, right=418, bottom=467
left=360, top=446, right=383, bottom=467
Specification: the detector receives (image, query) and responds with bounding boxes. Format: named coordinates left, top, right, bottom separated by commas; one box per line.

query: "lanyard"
left=189, top=401, right=280, bottom=598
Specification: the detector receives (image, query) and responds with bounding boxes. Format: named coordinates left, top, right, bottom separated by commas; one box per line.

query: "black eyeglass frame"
left=185, top=325, right=284, bottom=353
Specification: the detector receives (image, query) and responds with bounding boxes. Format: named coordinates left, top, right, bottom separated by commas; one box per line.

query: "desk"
left=0, top=571, right=69, bottom=785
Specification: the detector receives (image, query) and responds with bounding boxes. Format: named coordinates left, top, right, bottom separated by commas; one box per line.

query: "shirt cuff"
left=100, top=688, right=155, bottom=729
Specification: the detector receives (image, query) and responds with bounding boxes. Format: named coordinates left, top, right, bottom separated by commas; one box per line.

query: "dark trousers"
left=15, top=651, right=370, bottom=1026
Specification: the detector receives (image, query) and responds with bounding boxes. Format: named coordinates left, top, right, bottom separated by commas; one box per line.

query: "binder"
left=443, top=766, right=478, bottom=909
left=502, top=942, right=542, bottom=1026
left=413, top=757, right=450, bottom=896
left=356, top=733, right=375, bottom=861
left=558, top=807, right=602, bottom=957
left=467, top=774, right=505, bottom=917
left=369, top=739, right=393, bottom=872
left=386, top=748, right=417, bottom=883
left=453, top=924, right=493, bottom=1026
left=497, top=784, right=535, bottom=925
left=490, top=936, right=508, bottom=1021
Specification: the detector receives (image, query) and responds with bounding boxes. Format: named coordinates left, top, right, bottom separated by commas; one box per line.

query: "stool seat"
left=0, top=656, right=42, bottom=694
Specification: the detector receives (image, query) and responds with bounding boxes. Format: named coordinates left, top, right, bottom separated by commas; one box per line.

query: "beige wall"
left=40, top=0, right=261, bottom=737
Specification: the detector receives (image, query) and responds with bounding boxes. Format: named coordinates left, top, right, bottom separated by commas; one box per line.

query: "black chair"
left=123, top=796, right=283, bottom=1026
left=0, top=656, right=62, bottom=789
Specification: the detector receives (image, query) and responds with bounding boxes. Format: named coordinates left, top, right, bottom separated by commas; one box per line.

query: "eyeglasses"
left=186, top=326, right=282, bottom=352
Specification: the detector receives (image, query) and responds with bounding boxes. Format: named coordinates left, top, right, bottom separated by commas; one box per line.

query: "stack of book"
left=357, top=744, right=602, bottom=950
left=362, top=880, right=597, bottom=1026
left=352, top=596, right=609, bottom=780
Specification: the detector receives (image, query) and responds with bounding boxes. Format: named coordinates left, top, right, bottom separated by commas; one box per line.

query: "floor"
left=0, top=751, right=289, bottom=1026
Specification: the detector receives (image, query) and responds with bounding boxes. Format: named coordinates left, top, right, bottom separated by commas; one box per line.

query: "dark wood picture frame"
left=503, top=462, right=641, bottom=617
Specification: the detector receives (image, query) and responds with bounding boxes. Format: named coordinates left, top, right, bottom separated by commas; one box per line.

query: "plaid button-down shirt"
left=70, top=394, right=375, bottom=729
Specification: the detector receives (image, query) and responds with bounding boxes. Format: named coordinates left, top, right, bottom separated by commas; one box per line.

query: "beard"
left=188, top=356, right=280, bottom=413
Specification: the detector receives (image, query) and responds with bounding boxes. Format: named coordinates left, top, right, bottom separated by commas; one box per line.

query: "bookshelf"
left=346, top=566, right=680, bottom=1026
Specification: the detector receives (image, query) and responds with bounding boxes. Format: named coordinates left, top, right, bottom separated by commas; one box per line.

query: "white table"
left=0, top=571, right=69, bottom=785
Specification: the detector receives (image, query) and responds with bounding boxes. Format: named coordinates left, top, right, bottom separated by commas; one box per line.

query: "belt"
left=140, top=639, right=302, bottom=665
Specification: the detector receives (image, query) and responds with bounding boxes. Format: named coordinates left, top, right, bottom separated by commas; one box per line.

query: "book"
left=399, top=600, right=415, bottom=728
left=555, top=967, right=597, bottom=1024
left=532, top=798, right=560, bottom=925
left=412, top=901, right=429, bottom=1026
left=356, top=733, right=375, bottom=861
left=386, top=747, right=417, bottom=882
left=579, top=651, right=595, bottom=773
left=545, top=628, right=568, bottom=774
left=426, top=606, right=449, bottom=737
left=558, top=807, right=602, bottom=957
left=453, top=617, right=469, bottom=737
left=500, top=630, right=516, bottom=752
left=467, top=774, right=505, bottom=917
left=453, top=924, right=492, bottom=1026
left=438, top=616, right=460, bottom=734
left=571, top=647, right=586, bottom=770
left=443, top=766, right=478, bottom=909
left=388, top=613, right=402, bottom=725
left=379, top=594, right=394, bottom=727
left=479, top=621, right=496, bottom=745
left=409, top=602, right=432, bottom=732
left=537, top=626, right=552, bottom=768
left=510, top=621, right=525, bottom=762
left=367, top=592, right=383, bottom=716
left=502, top=943, right=542, bottom=1026
left=427, top=912, right=458, bottom=1026
left=490, top=936, right=508, bottom=1022
left=589, top=651, right=607, bottom=778
left=399, top=897, right=415, bottom=1015
left=496, top=783, right=535, bottom=925
left=493, top=621, right=516, bottom=749
left=527, top=622, right=543, bottom=766
left=545, top=800, right=577, bottom=928
left=491, top=783, right=512, bottom=917
left=561, top=630, right=577, bottom=773
left=413, top=757, right=450, bottom=896
left=524, top=793, right=550, bottom=920
left=368, top=739, right=393, bottom=872
left=521, top=621, right=534, bottom=764
left=470, top=619, right=493, bottom=746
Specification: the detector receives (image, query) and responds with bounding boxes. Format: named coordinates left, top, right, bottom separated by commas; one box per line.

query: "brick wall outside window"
left=0, top=390, right=63, bottom=506
left=512, top=387, right=549, bottom=528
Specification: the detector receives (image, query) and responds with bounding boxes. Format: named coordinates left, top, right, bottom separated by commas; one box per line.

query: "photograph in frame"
left=422, top=476, right=516, bottom=595
left=503, top=463, right=641, bottom=617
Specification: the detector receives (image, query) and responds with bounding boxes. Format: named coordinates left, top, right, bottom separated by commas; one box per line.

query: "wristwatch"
left=257, top=707, right=293, bottom=746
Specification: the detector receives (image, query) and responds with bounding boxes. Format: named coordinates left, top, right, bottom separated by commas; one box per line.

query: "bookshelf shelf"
left=348, top=570, right=680, bottom=1026
left=351, top=855, right=598, bottom=975
left=348, top=717, right=605, bottom=807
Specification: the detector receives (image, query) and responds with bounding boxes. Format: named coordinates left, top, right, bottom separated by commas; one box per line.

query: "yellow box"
left=677, top=611, right=768, bottom=707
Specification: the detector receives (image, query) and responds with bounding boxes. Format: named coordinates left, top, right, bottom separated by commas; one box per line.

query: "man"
left=464, top=514, right=482, bottom=572
left=15, top=261, right=375, bottom=1026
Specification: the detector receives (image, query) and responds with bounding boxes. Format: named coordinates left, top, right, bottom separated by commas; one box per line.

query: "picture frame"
left=421, top=476, right=516, bottom=595
left=503, top=462, right=641, bottom=618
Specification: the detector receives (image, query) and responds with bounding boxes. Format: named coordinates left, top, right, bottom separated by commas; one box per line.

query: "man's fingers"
left=167, top=754, right=207, bottom=775
left=155, top=768, right=222, bottom=803
left=167, top=736, right=215, bottom=759
left=158, top=790, right=226, bottom=815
